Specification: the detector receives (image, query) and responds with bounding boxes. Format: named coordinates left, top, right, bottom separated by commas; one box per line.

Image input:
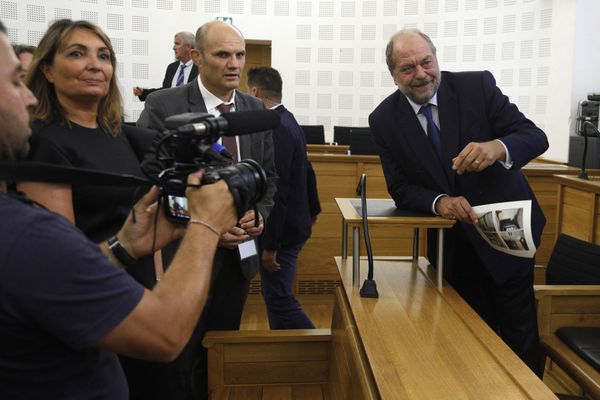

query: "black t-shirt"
left=25, top=121, right=150, bottom=242
left=0, top=193, right=144, bottom=399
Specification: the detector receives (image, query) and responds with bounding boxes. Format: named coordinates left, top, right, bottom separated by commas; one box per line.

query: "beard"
left=0, top=125, right=31, bottom=161
left=399, top=72, right=442, bottom=105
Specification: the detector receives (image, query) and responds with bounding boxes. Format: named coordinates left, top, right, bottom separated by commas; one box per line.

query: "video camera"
left=152, top=110, right=279, bottom=223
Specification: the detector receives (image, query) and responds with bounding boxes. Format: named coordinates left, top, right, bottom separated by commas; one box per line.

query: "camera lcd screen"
left=165, top=194, right=190, bottom=222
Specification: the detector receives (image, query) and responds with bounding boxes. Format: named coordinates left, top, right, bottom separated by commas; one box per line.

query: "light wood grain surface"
left=335, top=256, right=558, bottom=399
left=555, top=174, right=600, bottom=244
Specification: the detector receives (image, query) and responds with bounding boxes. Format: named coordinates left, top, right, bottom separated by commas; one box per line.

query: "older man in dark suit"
left=369, top=29, right=548, bottom=375
left=133, top=31, right=199, bottom=101
left=133, top=21, right=277, bottom=400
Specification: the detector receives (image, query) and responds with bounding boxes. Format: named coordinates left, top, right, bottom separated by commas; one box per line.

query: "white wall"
left=3, top=0, right=599, bottom=162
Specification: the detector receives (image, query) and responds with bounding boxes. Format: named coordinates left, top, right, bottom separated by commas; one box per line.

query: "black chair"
left=537, top=234, right=600, bottom=399
left=300, top=125, right=325, bottom=144
left=332, top=126, right=378, bottom=155
left=546, top=233, right=600, bottom=285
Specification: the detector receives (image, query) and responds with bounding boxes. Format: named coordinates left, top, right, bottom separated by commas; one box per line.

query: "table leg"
left=341, top=218, right=348, bottom=260
left=412, top=228, right=419, bottom=264
left=352, top=226, right=360, bottom=287
left=437, top=228, right=444, bottom=288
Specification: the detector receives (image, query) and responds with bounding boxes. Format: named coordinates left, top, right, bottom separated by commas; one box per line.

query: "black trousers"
left=192, top=249, right=250, bottom=399
left=447, top=229, right=541, bottom=377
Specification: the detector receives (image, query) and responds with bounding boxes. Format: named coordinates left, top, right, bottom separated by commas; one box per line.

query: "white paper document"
left=471, top=200, right=536, bottom=258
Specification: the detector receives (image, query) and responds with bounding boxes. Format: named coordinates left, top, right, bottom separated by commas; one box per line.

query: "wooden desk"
left=263, top=154, right=582, bottom=297
left=555, top=174, right=600, bottom=244
left=307, top=144, right=350, bottom=154
left=335, top=198, right=455, bottom=288
left=333, top=256, right=558, bottom=399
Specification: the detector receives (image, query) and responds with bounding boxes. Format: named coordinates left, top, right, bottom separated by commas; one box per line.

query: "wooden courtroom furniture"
left=332, top=256, right=557, bottom=399
left=306, top=144, right=350, bottom=154
left=203, top=328, right=377, bottom=399
left=291, top=155, right=581, bottom=294
left=536, top=286, right=600, bottom=399
left=335, top=197, right=454, bottom=287
left=555, top=175, right=600, bottom=244
left=204, top=257, right=557, bottom=399
left=246, top=155, right=581, bottom=296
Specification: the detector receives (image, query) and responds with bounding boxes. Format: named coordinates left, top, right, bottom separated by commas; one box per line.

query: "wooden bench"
left=536, top=285, right=600, bottom=399
left=203, top=320, right=378, bottom=399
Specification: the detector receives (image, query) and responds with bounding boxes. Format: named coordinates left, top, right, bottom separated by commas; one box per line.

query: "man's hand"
left=239, top=210, right=264, bottom=237
left=217, top=210, right=263, bottom=249
left=435, top=195, right=478, bottom=224
left=452, top=140, right=505, bottom=175
left=133, top=86, right=143, bottom=97
left=117, top=186, right=185, bottom=260
left=186, top=171, right=237, bottom=236
left=261, top=249, right=280, bottom=272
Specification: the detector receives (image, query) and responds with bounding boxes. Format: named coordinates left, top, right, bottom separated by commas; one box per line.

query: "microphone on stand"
left=357, top=173, right=378, bottom=298
left=578, top=119, right=600, bottom=180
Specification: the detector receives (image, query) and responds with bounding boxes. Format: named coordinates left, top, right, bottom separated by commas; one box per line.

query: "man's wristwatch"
left=107, top=235, right=137, bottom=266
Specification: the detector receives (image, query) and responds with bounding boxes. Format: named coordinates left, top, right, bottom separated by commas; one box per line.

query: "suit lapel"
left=186, top=82, right=208, bottom=113
left=393, top=93, right=452, bottom=193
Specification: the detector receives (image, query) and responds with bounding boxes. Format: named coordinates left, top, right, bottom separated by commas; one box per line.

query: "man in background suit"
left=137, top=20, right=277, bottom=399
left=247, top=66, right=321, bottom=329
left=369, top=29, right=549, bottom=375
left=133, top=31, right=198, bottom=101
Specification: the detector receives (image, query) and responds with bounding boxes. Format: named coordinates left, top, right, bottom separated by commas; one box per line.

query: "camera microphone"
left=172, top=110, right=280, bottom=137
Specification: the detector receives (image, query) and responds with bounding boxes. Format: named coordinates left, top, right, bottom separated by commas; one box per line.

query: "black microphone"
left=174, top=110, right=280, bottom=137
left=357, top=173, right=378, bottom=298
left=579, top=121, right=600, bottom=180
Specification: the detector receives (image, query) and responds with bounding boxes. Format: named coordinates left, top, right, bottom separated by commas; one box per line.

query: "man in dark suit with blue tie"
left=369, top=29, right=549, bottom=375
left=133, top=31, right=199, bottom=101
left=135, top=21, right=277, bottom=399
left=247, top=66, right=321, bottom=329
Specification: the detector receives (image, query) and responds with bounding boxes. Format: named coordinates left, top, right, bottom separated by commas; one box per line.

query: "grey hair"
left=385, top=29, right=437, bottom=72
left=175, top=31, right=195, bottom=48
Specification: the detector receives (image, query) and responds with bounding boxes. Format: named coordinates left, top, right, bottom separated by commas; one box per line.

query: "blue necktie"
left=175, top=64, right=186, bottom=87
left=419, top=104, right=441, bottom=158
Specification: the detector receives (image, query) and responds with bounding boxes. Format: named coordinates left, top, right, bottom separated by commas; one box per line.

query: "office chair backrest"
left=546, top=233, right=600, bottom=284
left=300, top=125, right=326, bottom=144
left=333, top=126, right=378, bottom=155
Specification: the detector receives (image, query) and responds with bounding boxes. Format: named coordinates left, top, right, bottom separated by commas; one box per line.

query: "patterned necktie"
left=419, top=104, right=442, bottom=158
left=175, top=64, right=186, bottom=87
left=216, top=103, right=237, bottom=162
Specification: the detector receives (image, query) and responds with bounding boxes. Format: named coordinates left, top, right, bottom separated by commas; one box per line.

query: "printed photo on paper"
left=471, top=200, right=536, bottom=258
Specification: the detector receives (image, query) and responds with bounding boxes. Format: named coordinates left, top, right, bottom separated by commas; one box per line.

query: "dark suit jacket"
left=369, top=70, right=549, bottom=284
left=261, top=105, right=320, bottom=251
left=137, top=81, right=278, bottom=280
left=137, top=61, right=199, bottom=101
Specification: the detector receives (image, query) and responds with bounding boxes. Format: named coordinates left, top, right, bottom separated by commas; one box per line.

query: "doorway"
left=240, top=40, right=271, bottom=94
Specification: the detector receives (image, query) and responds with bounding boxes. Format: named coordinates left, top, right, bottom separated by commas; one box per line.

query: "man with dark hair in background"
left=0, top=20, right=238, bottom=399
left=247, top=66, right=321, bottom=329
left=133, top=31, right=198, bottom=101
